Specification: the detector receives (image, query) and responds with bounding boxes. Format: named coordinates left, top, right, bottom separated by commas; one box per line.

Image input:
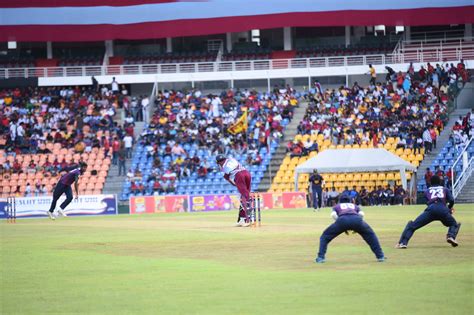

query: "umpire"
left=315, top=194, right=385, bottom=263
left=309, top=169, right=324, bottom=210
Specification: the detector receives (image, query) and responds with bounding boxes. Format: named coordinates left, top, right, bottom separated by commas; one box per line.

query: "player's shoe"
left=395, top=243, right=407, bottom=249
left=377, top=257, right=387, bottom=262
left=47, top=211, right=56, bottom=220
left=235, top=218, right=248, bottom=227
left=446, top=237, right=458, bottom=247
left=315, top=257, right=325, bottom=263
left=57, top=208, right=68, bottom=217
left=241, top=221, right=251, bottom=227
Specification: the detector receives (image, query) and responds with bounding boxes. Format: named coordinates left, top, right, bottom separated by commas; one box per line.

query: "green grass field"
left=1, top=204, right=473, bottom=315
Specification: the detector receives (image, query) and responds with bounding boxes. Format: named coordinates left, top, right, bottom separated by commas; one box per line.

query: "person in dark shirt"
left=394, top=185, right=407, bottom=205
left=369, top=188, right=379, bottom=206
left=358, top=186, right=369, bottom=206
left=315, top=194, right=385, bottom=263
left=349, top=186, right=359, bottom=203
left=424, top=167, right=433, bottom=187
left=382, top=185, right=394, bottom=205
left=308, top=169, right=324, bottom=211
left=46, top=162, right=88, bottom=220
left=396, top=176, right=461, bottom=248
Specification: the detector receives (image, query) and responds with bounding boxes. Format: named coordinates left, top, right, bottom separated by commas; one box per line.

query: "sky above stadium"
left=0, top=0, right=473, bottom=41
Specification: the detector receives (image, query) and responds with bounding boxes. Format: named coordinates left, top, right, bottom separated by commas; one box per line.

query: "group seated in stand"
left=121, top=86, right=301, bottom=199
left=321, top=184, right=408, bottom=207
left=272, top=60, right=470, bottom=194
left=0, top=83, right=141, bottom=196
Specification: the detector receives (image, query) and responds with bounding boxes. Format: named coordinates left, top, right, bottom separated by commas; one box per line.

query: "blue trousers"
left=48, top=182, right=73, bottom=213
left=312, top=186, right=322, bottom=209
left=399, top=204, right=460, bottom=245
left=318, top=215, right=384, bottom=259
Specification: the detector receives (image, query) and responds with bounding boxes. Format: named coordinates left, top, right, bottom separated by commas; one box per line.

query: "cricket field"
left=1, top=204, right=473, bottom=314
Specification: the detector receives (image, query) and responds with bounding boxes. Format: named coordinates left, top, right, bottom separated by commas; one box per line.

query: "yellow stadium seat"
left=362, top=173, right=370, bottom=180
left=377, top=173, right=386, bottom=180
left=386, top=173, right=395, bottom=181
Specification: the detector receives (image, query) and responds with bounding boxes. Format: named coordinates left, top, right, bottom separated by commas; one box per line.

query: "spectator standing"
left=111, top=137, right=121, bottom=165
left=368, top=64, right=376, bottom=86
left=111, top=77, right=119, bottom=95
left=118, top=143, right=127, bottom=176
left=123, top=134, right=133, bottom=159
left=430, top=127, right=438, bottom=150
left=425, top=168, right=434, bottom=187
left=422, top=128, right=432, bottom=154
left=141, top=96, right=150, bottom=122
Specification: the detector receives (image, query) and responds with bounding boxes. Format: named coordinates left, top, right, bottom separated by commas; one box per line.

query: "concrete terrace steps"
left=102, top=121, right=146, bottom=196
left=416, top=109, right=471, bottom=184
left=456, top=175, right=474, bottom=203
left=257, top=102, right=309, bottom=192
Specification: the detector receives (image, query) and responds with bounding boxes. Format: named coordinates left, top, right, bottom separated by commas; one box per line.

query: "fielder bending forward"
left=46, top=162, right=88, bottom=220
left=216, top=155, right=251, bottom=227
left=316, top=194, right=385, bottom=263
left=396, top=175, right=461, bottom=248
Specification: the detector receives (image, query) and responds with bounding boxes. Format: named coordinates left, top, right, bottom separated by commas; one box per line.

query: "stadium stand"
left=120, top=87, right=300, bottom=200
left=0, top=85, right=138, bottom=197
left=418, top=110, right=474, bottom=191
left=270, top=61, right=468, bottom=201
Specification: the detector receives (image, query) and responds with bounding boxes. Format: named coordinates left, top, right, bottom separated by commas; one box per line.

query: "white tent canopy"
left=294, top=148, right=417, bottom=190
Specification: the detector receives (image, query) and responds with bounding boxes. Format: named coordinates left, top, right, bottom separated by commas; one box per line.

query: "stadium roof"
left=294, top=148, right=416, bottom=189
left=0, top=0, right=473, bottom=42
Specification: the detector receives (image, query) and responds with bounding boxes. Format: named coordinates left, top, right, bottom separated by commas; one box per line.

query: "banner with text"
left=0, top=195, right=118, bottom=219
left=129, top=192, right=306, bottom=214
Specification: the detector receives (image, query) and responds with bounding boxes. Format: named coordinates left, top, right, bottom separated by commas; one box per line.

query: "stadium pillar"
left=226, top=33, right=233, bottom=52
left=345, top=26, right=351, bottom=48
left=405, top=26, right=411, bottom=42
left=46, top=42, right=53, bottom=59
left=283, top=27, right=292, bottom=51
left=166, top=38, right=173, bottom=53
left=465, top=24, right=472, bottom=41
left=105, top=40, right=114, bottom=57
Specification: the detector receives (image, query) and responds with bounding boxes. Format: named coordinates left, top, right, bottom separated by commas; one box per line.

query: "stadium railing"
left=452, top=136, right=474, bottom=198
left=1, top=45, right=473, bottom=79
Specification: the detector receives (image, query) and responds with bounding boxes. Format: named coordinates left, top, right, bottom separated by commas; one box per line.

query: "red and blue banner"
left=0, top=0, right=472, bottom=41
left=0, top=194, right=118, bottom=219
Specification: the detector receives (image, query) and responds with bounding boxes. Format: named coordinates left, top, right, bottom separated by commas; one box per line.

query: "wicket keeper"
left=396, top=175, right=461, bottom=248
left=46, top=162, right=88, bottom=220
left=316, top=194, right=385, bottom=263
left=216, top=155, right=251, bottom=227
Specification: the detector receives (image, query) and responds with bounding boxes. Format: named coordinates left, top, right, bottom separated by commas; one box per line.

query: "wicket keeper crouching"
left=216, top=155, right=252, bottom=227
left=316, top=194, right=385, bottom=263
left=397, top=175, right=461, bottom=248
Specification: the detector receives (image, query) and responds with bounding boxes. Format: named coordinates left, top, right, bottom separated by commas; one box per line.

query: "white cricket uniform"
left=221, top=158, right=246, bottom=184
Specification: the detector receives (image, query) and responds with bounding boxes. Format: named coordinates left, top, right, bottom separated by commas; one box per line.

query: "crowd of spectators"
left=127, top=86, right=301, bottom=195
left=287, top=61, right=469, bottom=157
left=0, top=80, right=142, bottom=157
left=321, top=184, right=408, bottom=207
left=452, top=109, right=474, bottom=152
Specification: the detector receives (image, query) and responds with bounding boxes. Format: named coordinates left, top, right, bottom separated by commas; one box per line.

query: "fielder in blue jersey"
left=46, top=162, right=87, bottom=220
left=315, top=194, right=385, bottom=263
left=397, top=175, right=461, bottom=248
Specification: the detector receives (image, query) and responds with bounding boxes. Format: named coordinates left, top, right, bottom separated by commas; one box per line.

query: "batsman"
left=216, top=155, right=252, bottom=227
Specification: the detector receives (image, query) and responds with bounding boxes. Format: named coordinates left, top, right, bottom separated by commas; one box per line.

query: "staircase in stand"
left=416, top=109, right=470, bottom=185
left=455, top=174, right=474, bottom=203
left=257, top=102, right=309, bottom=192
